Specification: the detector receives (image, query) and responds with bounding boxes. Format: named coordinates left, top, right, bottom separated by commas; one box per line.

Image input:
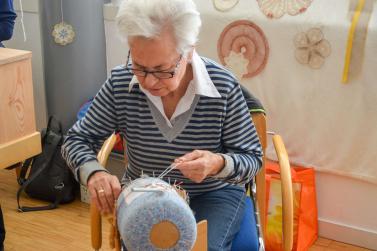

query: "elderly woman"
left=62, top=0, right=262, bottom=250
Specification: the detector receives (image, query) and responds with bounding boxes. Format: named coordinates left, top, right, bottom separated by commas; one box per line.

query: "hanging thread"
left=18, top=0, right=27, bottom=42
left=60, top=0, right=64, bottom=23
left=158, top=163, right=177, bottom=179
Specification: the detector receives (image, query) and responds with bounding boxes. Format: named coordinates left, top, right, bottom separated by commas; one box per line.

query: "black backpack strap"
left=17, top=157, right=33, bottom=185
left=17, top=186, right=65, bottom=212
left=16, top=131, right=63, bottom=212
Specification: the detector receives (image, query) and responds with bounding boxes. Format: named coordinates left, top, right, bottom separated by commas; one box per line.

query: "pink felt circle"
left=217, top=20, right=269, bottom=78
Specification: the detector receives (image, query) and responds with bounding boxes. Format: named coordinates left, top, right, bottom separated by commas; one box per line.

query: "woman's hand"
left=175, top=150, right=225, bottom=183
left=87, top=171, right=121, bottom=214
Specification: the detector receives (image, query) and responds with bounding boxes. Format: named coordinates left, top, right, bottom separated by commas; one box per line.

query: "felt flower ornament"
left=52, top=22, right=75, bottom=46
left=294, top=28, right=331, bottom=69
left=257, top=0, right=313, bottom=19
left=224, top=50, right=250, bottom=80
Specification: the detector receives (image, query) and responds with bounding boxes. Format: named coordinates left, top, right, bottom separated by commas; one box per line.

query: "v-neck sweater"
left=62, top=57, right=263, bottom=195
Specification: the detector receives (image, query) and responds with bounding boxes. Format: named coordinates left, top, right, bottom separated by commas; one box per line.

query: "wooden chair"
left=91, top=112, right=294, bottom=251
left=251, top=112, right=294, bottom=251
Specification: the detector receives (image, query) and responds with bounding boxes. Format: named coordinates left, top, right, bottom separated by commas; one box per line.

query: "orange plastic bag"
left=265, top=160, right=318, bottom=251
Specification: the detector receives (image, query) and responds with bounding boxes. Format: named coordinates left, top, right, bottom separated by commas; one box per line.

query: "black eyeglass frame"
left=125, top=50, right=183, bottom=79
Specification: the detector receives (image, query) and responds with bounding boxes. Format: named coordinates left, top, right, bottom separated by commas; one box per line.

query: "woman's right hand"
left=87, top=171, right=121, bottom=214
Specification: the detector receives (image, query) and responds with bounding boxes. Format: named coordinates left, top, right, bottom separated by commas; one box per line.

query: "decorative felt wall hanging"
left=257, top=0, right=314, bottom=19
left=117, top=177, right=197, bottom=251
left=52, top=0, right=75, bottom=46
left=212, top=0, right=240, bottom=12
left=294, top=28, right=331, bottom=69
left=217, top=20, right=269, bottom=79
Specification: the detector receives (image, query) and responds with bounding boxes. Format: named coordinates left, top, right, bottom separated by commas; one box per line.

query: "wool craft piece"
left=257, top=0, right=313, bottom=19
left=117, top=177, right=196, bottom=251
left=52, top=0, right=75, bottom=46
left=212, top=0, right=240, bottom=12
left=217, top=20, right=269, bottom=79
left=52, top=22, right=75, bottom=46
left=342, top=0, right=374, bottom=83
left=294, top=28, right=331, bottom=69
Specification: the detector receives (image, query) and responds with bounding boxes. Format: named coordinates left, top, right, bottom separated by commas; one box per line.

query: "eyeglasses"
left=125, top=50, right=183, bottom=79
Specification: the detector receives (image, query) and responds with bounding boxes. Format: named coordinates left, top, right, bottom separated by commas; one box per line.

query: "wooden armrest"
left=91, top=133, right=117, bottom=250
left=272, top=135, right=294, bottom=251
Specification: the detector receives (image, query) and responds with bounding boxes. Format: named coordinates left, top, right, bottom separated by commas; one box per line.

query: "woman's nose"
left=142, top=73, right=158, bottom=88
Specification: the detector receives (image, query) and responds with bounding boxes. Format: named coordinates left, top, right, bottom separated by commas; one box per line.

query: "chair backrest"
left=242, top=84, right=293, bottom=250
left=251, top=112, right=294, bottom=251
left=251, top=112, right=267, bottom=239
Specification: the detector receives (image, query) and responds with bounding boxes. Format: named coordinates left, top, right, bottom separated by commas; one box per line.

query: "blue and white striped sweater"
left=62, top=57, right=263, bottom=195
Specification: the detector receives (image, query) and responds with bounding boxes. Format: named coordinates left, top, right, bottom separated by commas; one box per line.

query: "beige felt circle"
left=150, top=220, right=180, bottom=249
left=218, top=20, right=269, bottom=78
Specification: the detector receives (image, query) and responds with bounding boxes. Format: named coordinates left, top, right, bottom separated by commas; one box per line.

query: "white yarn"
left=60, top=0, right=64, bottom=22
left=18, top=0, right=27, bottom=42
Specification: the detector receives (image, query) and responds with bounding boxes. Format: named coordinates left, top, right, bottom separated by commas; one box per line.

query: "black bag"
left=16, top=116, right=78, bottom=212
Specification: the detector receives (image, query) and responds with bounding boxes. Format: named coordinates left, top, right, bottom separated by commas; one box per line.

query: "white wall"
left=103, top=3, right=128, bottom=76
left=4, top=0, right=47, bottom=130
left=316, top=172, right=377, bottom=249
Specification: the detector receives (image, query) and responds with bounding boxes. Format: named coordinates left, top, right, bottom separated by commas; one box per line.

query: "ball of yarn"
left=117, top=177, right=197, bottom=251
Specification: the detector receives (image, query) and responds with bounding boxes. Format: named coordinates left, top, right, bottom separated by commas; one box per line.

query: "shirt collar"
left=191, top=51, right=221, bottom=98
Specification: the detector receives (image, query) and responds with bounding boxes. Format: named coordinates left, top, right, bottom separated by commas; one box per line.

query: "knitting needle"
left=131, top=187, right=166, bottom=192
left=158, top=162, right=177, bottom=179
left=158, top=163, right=175, bottom=179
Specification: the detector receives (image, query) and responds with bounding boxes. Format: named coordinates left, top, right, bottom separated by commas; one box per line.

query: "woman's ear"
left=187, top=48, right=194, bottom=63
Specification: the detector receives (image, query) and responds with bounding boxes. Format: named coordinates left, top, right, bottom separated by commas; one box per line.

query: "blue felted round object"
left=117, top=177, right=197, bottom=251
left=76, top=98, right=93, bottom=121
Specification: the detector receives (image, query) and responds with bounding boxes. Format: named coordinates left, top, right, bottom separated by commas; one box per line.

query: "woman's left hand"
left=175, top=150, right=225, bottom=183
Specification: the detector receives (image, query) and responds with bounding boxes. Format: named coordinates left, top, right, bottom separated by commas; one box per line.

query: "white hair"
left=116, top=0, right=201, bottom=56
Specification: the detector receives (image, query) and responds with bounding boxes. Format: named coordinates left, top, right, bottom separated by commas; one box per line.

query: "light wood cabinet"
left=0, top=48, right=41, bottom=169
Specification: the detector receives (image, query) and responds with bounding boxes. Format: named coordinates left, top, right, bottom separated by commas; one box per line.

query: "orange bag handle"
left=266, top=160, right=298, bottom=179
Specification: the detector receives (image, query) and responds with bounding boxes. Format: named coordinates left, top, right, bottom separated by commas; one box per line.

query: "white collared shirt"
left=128, top=50, right=221, bottom=127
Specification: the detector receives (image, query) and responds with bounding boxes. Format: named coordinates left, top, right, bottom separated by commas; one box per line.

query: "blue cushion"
left=231, top=196, right=259, bottom=251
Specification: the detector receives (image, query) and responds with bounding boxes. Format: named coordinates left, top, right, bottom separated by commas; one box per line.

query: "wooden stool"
left=0, top=48, right=41, bottom=170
